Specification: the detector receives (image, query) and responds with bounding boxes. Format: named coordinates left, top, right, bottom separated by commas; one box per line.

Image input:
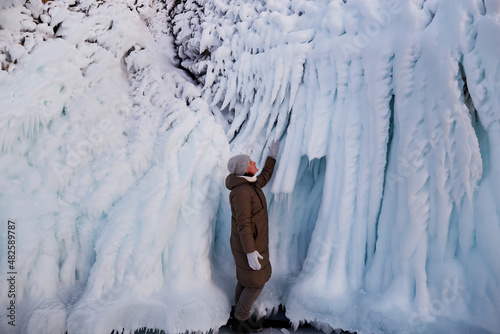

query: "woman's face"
left=246, top=159, right=259, bottom=175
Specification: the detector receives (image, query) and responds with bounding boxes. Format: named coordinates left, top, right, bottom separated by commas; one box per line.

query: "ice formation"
left=0, top=0, right=499, bottom=333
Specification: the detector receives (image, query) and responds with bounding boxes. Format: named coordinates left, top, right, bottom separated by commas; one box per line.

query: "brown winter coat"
left=225, top=157, right=276, bottom=288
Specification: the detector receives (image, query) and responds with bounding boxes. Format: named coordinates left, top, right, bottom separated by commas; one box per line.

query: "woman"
left=225, top=140, right=279, bottom=333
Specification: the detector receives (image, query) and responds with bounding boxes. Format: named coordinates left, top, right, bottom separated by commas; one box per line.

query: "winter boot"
left=230, top=317, right=263, bottom=333
left=246, top=316, right=264, bottom=332
left=226, top=306, right=236, bottom=326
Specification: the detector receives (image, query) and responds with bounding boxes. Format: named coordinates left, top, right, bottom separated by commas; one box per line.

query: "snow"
left=0, top=0, right=499, bottom=333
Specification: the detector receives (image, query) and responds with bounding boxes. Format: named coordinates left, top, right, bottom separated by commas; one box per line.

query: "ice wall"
left=174, top=0, right=500, bottom=333
left=0, top=1, right=230, bottom=333
left=0, top=0, right=499, bottom=333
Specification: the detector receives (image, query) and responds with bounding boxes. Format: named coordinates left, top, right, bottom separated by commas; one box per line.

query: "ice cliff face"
left=0, top=0, right=499, bottom=333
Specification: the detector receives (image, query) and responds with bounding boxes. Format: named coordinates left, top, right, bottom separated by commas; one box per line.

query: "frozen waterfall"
left=0, top=0, right=499, bottom=333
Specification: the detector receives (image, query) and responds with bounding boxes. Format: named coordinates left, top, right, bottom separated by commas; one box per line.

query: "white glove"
left=246, top=250, right=263, bottom=270
left=268, top=140, right=280, bottom=159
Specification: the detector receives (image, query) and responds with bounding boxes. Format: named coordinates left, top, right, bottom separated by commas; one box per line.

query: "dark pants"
left=234, top=281, right=264, bottom=321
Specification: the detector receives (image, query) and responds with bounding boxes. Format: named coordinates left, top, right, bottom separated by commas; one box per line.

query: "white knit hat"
left=227, top=154, right=250, bottom=175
